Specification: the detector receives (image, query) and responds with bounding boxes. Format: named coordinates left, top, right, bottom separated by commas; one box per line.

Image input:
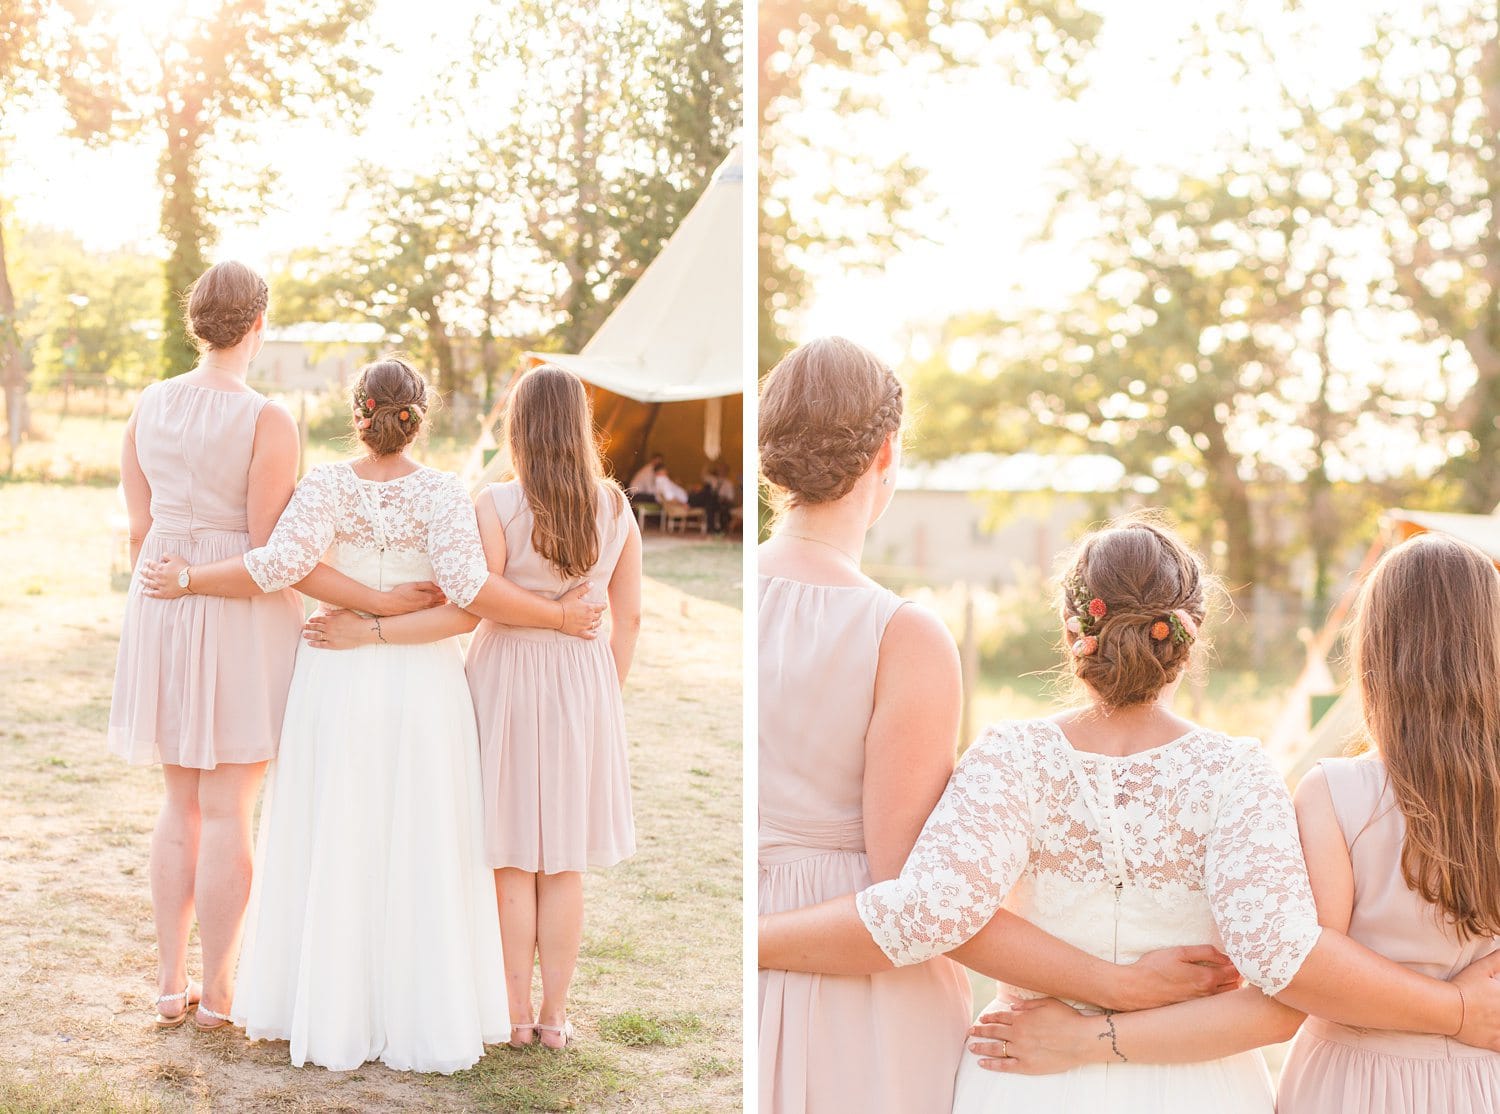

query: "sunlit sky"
left=791, top=0, right=1371, bottom=359
left=4, top=0, right=503, bottom=268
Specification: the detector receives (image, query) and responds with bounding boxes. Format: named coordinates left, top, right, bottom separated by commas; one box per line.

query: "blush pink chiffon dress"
left=109, top=379, right=303, bottom=769
left=758, top=575, right=973, bottom=1114
left=465, top=480, right=637, bottom=874
left=1278, top=756, right=1500, bottom=1113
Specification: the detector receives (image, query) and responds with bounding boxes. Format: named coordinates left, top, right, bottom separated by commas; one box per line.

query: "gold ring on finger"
left=1001, top=1040, right=1008, bottom=1057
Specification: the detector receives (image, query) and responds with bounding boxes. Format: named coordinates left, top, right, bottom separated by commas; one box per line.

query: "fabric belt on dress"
left=758, top=813, right=865, bottom=865
left=1303, top=1016, right=1500, bottom=1061
left=148, top=519, right=249, bottom=541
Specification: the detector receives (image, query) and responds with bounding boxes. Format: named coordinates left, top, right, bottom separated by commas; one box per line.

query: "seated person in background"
left=654, top=463, right=690, bottom=507
left=691, top=465, right=732, bottom=533
left=628, top=454, right=666, bottom=504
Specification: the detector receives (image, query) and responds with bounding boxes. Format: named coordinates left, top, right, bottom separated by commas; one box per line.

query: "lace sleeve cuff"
left=242, top=549, right=289, bottom=594
left=1247, top=923, right=1322, bottom=997
left=855, top=884, right=934, bottom=967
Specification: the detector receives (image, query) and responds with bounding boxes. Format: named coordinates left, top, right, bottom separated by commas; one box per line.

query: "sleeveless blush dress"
left=108, top=379, right=303, bottom=769
left=758, top=576, right=973, bottom=1114
left=1278, top=756, right=1500, bottom=1113
left=465, top=480, right=637, bottom=874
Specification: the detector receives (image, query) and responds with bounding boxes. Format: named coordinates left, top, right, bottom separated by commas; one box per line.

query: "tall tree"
left=132, top=0, right=375, bottom=375
left=903, top=3, right=1462, bottom=600
left=464, top=0, right=739, bottom=354
left=1331, top=1, right=1500, bottom=511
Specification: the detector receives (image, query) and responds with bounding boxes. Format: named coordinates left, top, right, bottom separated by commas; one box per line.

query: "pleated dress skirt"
left=466, top=622, right=635, bottom=874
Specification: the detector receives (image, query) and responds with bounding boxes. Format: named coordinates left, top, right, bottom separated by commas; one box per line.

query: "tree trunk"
left=1461, top=29, right=1500, bottom=511
left=0, top=217, right=32, bottom=465
left=159, top=106, right=208, bottom=378
left=1204, top=436, right=1259, bottom=593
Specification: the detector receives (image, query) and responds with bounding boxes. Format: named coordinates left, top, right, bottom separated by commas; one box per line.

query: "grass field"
left=0, top=481, right=743, bottom=1113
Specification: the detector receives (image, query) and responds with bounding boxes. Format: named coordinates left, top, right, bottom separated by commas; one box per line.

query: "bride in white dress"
left=142, top=357, right=604, bottom=1072
left=759, top=514, right=1500, bottom=1112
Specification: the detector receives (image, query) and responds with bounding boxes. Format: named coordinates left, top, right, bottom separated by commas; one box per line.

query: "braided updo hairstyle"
left=183, top=261, right=269, bottom=351
left=759, top=336, right=903, bottom=506
left=350, top=356, right=429, bottom=456
left=1058, top=512, right=1213, bottom=708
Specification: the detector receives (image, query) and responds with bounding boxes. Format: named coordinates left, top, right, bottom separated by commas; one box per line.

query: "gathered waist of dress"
left=758, top=812, right=865, bottom=864
left=1302, top=1016, right=1500, bottom=1061
left=478, top=619, right=597, bottom=645
left=148, top=517, right=249, bottom=540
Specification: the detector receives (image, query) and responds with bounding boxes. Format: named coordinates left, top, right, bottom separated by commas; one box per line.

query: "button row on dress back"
left=1065, top=752, right=1131, bottom=889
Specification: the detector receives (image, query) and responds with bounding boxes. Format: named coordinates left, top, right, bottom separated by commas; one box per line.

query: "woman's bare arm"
left=121, top=408, right=152, bottom=571
left=606, top=517, right=643, bottom=685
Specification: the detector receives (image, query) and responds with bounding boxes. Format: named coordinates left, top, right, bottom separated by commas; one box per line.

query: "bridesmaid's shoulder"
left=881, top=597, right=955, bottom=651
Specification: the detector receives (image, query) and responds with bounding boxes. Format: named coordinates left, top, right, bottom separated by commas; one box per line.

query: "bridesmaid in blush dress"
left=1279, top=534, right=1500, bottom=1113
left=756, top=340, right=1243, bottom=1114
left=111, top=262, right=441, bottom=1029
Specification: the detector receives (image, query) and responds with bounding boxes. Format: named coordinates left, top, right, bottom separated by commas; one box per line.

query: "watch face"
left=178, top=569, right=190, bottom=589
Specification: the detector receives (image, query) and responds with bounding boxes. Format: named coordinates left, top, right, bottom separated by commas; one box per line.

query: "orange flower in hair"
left=1151, top=620, right=1170, bottom=641
left=399, top=409, right=410, bottom=421
left=1088, top=597, right=1108, bottom=619
left=1073, top=635, right=1098, bottom=657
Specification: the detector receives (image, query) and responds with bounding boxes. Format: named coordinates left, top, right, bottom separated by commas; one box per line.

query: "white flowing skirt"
left=952, top=998, right=1274, bottom=1114
left=232, top=637, right=509, bottom=1072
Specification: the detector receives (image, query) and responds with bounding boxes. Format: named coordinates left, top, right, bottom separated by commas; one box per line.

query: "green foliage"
left=0, top=1, right=126, bottom=452
left=8, top=227, right=159, bottom=389
left=901, top=1, right=1499, bottom=604
left=277, top=0, right=740, bottom=416
left=128, top=0, right=376, bottom=376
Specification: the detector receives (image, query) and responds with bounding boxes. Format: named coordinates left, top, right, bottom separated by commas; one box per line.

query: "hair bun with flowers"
left=1150, top=608, right=1199, bottom=646
left=1064, top=574, right=1108, bottom=657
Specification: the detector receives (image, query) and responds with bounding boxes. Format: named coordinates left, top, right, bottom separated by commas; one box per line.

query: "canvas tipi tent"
left=469, top=143, right=743, bottom=491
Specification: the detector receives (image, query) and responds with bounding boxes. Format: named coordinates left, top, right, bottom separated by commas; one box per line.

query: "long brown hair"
left=505, top=364, right=622, bottom=578
left=1351, top=532, right=1500, bottom=938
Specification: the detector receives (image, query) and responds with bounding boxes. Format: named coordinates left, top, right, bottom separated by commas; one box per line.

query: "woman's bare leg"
left=194, top=761, right=266, bottom=1013
left=151, top=764, right=201, bottom=1013
left=536, top=870, right=584, bottom=1046
left=497, top=867, right=540, bottom=1041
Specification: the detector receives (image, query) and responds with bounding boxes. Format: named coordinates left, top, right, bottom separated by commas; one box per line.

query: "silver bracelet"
left=1098, top=1011, right=1128, bottom=1062
left=372, top=617, right=388, bottom=644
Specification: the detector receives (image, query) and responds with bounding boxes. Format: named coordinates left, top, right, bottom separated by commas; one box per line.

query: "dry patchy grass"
left=0, top=483, right=742, bottom=1112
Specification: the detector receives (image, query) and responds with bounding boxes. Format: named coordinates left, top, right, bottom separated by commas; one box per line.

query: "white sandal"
left=536, top=1020, right=576, bottom=1050
left=193, top=1003, right=234, bottom=1032
left=154, top=983, right=200, bottom=1030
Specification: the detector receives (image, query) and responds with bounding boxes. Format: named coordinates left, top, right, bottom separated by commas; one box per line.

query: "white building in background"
left=253, top=322, right=391, bottom=392
left=866, top=452, right=1145, bottom=587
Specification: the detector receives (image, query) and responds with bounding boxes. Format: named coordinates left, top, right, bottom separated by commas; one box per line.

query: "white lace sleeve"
left=243, top=465, right=340, bottom=592
left=855, top=725, right=1032, bottom=966
left=426, top=473, right=490, bottom=609
left=1205, top=741, right=1323, bottom=995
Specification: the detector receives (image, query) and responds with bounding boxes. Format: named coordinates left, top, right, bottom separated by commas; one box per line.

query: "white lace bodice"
left=854, top=719, right=1323, bottom=998
left=243, top=463, right=490, bottom=607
